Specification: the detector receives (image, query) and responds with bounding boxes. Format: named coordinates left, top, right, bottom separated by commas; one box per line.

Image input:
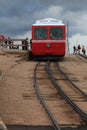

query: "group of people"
left=0, top=36, right=15, bottom=49
left=0, top=36, right=29, bottom=50
left=6, top=37, right=14, bottom=49
left=73, top=44, right=86, bottom=55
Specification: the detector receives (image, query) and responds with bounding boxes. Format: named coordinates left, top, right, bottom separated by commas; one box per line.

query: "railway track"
left=0, top=70, right=2, bottom=77
left=75, top=54, right=87, bottom=62
left=34, top=61, right=85, bottom=130
left=58, top=55, right=87, bottom=95
left=34, top=62, right=61, bottom=130
left=46, top=61, right=87, bottom=123
left=56, top=63, right=87, bottom=97
left=79, top=54, right=87, bottom=60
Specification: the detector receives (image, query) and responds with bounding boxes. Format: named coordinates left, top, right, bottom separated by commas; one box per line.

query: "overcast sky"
left=0, top=0, right=87, bottom=53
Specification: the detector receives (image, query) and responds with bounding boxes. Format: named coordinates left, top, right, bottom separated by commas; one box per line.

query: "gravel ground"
left=0, top=52, right=87, bottom=127
left=59, top=55, right=87, bottom=94
left=0, top=52, right=51, bottom=125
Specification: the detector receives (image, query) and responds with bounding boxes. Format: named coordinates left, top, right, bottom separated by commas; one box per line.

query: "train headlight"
left=46, top=43, right=51, bottom=48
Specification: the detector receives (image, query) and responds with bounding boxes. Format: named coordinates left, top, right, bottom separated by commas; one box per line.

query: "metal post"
left=66, top=21, right=70, bottom=54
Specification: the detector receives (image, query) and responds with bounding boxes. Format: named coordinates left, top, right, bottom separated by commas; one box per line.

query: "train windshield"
left=34, top=28, right=47, bottom=39
left=50, top=28, right=62, bottom=39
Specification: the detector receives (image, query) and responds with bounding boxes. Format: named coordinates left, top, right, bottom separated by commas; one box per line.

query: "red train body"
left=31, top=18, right=66, bottom=59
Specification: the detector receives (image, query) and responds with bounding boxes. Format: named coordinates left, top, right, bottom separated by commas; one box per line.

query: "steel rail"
left=46, top=61, right=87, bottom=123
left=75, top=54, right=87, bottom=62
left=79, top=54, right=87, bottom=60
left=0, top=70, right=2, bottom=76
left=34, top=62, right=61, bottom=130
left=56, top=62, right=87, bottom=98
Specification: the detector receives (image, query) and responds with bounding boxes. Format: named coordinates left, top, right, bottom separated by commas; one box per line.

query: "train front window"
left=50, top=28, right=62, bottom=39
left=34, top=28, right=47, bottom=39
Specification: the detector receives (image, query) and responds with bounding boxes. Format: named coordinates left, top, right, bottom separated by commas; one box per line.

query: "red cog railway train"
left=30, top=18, right=66, bottom=60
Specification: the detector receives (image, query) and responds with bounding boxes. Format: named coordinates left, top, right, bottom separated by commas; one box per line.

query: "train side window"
left=34, top=28, right=47, bottom=39
left=50, top=28, right=63, bottom=39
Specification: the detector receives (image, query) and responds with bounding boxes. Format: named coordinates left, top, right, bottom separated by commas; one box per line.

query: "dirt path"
left=0, top=54, right=87, bottom=127
left=0, top=54, right=51, bottom=125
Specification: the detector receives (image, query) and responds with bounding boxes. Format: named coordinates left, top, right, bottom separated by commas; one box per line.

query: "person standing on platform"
left=8, top=37, right=12, bottom=49
left=73, top=45, right=76, bottom=54
left=82, top=45, right=86, bottom=55
left=77, top=44, right=81, bottom=54
left=25, top=38, right=28, bottom=50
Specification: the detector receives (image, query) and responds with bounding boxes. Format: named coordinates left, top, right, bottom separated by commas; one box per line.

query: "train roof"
left=33, top=18, right=65, bottom=26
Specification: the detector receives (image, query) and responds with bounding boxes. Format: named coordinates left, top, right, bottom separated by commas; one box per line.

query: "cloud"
left=32, top=5, right=63, bottom=21
left=0, top=0, right=87, bottom=54
left=0, top=0, right=87, bottom=37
